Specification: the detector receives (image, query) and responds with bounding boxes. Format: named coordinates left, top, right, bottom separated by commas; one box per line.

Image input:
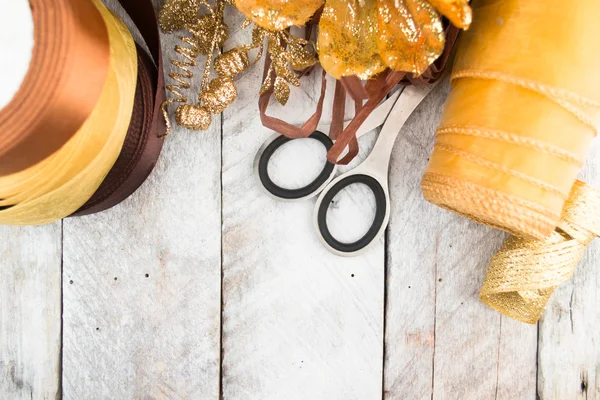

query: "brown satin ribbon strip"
left=259, top=53, right=327, bottom=139
left=73, top=0, right=166, bottom=216
left=0, top=0, right=110, bottom=175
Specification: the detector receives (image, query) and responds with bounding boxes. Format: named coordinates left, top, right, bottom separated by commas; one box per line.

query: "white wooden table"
left=1, top=1, right=600, bottom=399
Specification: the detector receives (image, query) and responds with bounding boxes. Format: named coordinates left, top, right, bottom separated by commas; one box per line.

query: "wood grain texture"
left=383, top=80, right=537, bottom=400
left=60, top=1, right=221, bottom=398
left=220, top=16, right=384, bottom=400
left=538, top=141, right=600, bottom=400
left=0, top=224, right=62, bottom=400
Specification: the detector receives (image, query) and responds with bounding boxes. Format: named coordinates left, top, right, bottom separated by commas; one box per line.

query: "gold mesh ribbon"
left=480, top=181, right=600, bottom=324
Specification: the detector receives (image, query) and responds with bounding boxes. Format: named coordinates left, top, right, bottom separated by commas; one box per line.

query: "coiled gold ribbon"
left=0, top=0, right=137, bottom=225
left=480, top=181, right=600, bottom=324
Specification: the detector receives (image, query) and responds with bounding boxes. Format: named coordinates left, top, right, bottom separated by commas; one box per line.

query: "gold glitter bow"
left=480, top=181, right=600, bottom=324
left=158, top=0, right=317, bottom=134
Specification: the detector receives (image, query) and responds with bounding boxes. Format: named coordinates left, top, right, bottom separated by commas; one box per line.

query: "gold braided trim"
left=480, top=181, right=600, bottom=324
left=421, top=173, right=559, bottom=239
left=452, top=70, right=600, bottom=133
left=435, top=143, right=568, bottom=199
left=436, top=125, right=585, bottom=166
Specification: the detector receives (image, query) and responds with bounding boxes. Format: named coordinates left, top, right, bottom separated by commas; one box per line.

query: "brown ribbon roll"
left=73, top=0, right=166, bottom=216
left=0, top=0, right=110, bottom=175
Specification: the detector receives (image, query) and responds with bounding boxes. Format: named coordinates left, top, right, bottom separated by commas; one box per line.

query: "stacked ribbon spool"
left=0, top=0, right=166, bottom=225
left=421, top=0, right=600, bottom=323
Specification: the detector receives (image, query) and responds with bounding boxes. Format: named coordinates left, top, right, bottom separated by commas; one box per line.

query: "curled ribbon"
left=480, top=181, right=600, bottom=324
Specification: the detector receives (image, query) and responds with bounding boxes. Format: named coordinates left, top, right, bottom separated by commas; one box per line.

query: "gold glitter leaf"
left=428, top=0, right=472, bottom=29
left=159, top=0, right=200, bottom=32
left=318, top=0, right=387, bottom=80
left=186, top=15, right=228, bottom=54
left=235, top=0, right=324, bottom=31
left=274, top=76, right=290, bottom=105
left=277, top=66, right=300, bottom=87
left=286, top=42, right=317, bottom=71
left=376, top=0, right=445, bottom=76
left=259, top=66, right=273, bottom=95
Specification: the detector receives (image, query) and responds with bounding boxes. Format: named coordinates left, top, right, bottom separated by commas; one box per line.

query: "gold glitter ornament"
left=214, top=48, right=250, bottom=77
left=376, top=0, right=445, bottom=75
left=159, top=0, right=200, bottom=32
left=235, top=0, right=324, bottom=31
left=200, top=76, right=238, bottom=114
left=176, top=104, right=213, bottom=130
left=187, top=14, right=228, bottom=55
left=318, top=0, right=387, bottom=80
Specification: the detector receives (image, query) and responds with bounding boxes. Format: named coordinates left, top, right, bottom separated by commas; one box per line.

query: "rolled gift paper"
left=421, top=0, right=600, bottom=239
left=480, top=181, right=600, bottom=324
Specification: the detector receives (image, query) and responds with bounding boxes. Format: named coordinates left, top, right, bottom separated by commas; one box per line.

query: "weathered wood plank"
left=538, top=142, right=600, bottom=400
left=0, top=2, right=61, bottom=398
left=220, top=16, right=385, bottom=400
left=384, top=80, right=537, bottom=399
left=0, top=224, right=62, bottom=400
left=61, top=1, right=222, bottom=398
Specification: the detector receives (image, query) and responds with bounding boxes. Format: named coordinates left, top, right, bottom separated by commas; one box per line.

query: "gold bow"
left=480, top=181, right=600, bottom=323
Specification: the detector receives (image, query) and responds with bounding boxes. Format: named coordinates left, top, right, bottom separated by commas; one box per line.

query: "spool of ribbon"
left=0, top=0, right=138, bottom=225
left=73, top=0, right=166, bottom=216
left=0, top=0, right=110, bottom=175
left=421, top=0, right=600, bottom=239
left=480, top=181, right=600, bottom=324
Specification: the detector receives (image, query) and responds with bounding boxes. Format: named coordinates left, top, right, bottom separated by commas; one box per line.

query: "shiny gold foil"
left=318, top=0, right=387, bottom=79
left=235, top=0, right=324, bottom=30
left=480, top=181, right=600, bottom=324
left=376, top=0, right=445, bottom=76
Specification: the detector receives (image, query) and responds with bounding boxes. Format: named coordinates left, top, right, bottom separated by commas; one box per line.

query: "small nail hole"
left=351, top=274, right=354, bottom=277
left=145, top=274, right=149, bottom=278
left=408, top=286, right=411, bottom=288
left=438, top=278, right=442, bottom=282
left=69, top=280, right=73, bottom=284
left=114, top=277, right=118, bottom=281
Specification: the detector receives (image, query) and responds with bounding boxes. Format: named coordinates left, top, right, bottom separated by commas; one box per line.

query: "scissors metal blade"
left=354, top=87, right=403, bottom=139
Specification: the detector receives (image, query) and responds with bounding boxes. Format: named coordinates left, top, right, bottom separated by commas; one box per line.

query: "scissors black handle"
left=316, top=174, right=387, bottom=254
left=258, top=131, right=336, bottom=200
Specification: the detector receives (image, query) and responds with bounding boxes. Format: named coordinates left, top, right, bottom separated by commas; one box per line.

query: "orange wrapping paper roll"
left=421, top=0, right=600, bottom=239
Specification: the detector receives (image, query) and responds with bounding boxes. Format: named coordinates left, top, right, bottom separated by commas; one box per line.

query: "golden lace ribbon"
left=480, top=181, right=600, bottom=324
left=0, top=0, right=137, bottom=225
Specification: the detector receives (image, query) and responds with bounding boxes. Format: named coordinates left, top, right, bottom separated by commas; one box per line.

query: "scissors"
left=255, top=80, right=441, bottom=256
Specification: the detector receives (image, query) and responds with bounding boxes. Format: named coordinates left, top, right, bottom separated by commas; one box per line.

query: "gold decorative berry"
left=214, top=49, right=250, bottom=77
left=200, top=76, right=238, bottom=114
left=176, top=104, right=212, bottom=130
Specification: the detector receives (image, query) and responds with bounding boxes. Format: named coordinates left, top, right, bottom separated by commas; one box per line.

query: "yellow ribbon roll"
left=0, top=0, right=137, bottom=225
left=480, top=181, right=600, bottom=324
left=421, top=0, right=600, bottom=239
